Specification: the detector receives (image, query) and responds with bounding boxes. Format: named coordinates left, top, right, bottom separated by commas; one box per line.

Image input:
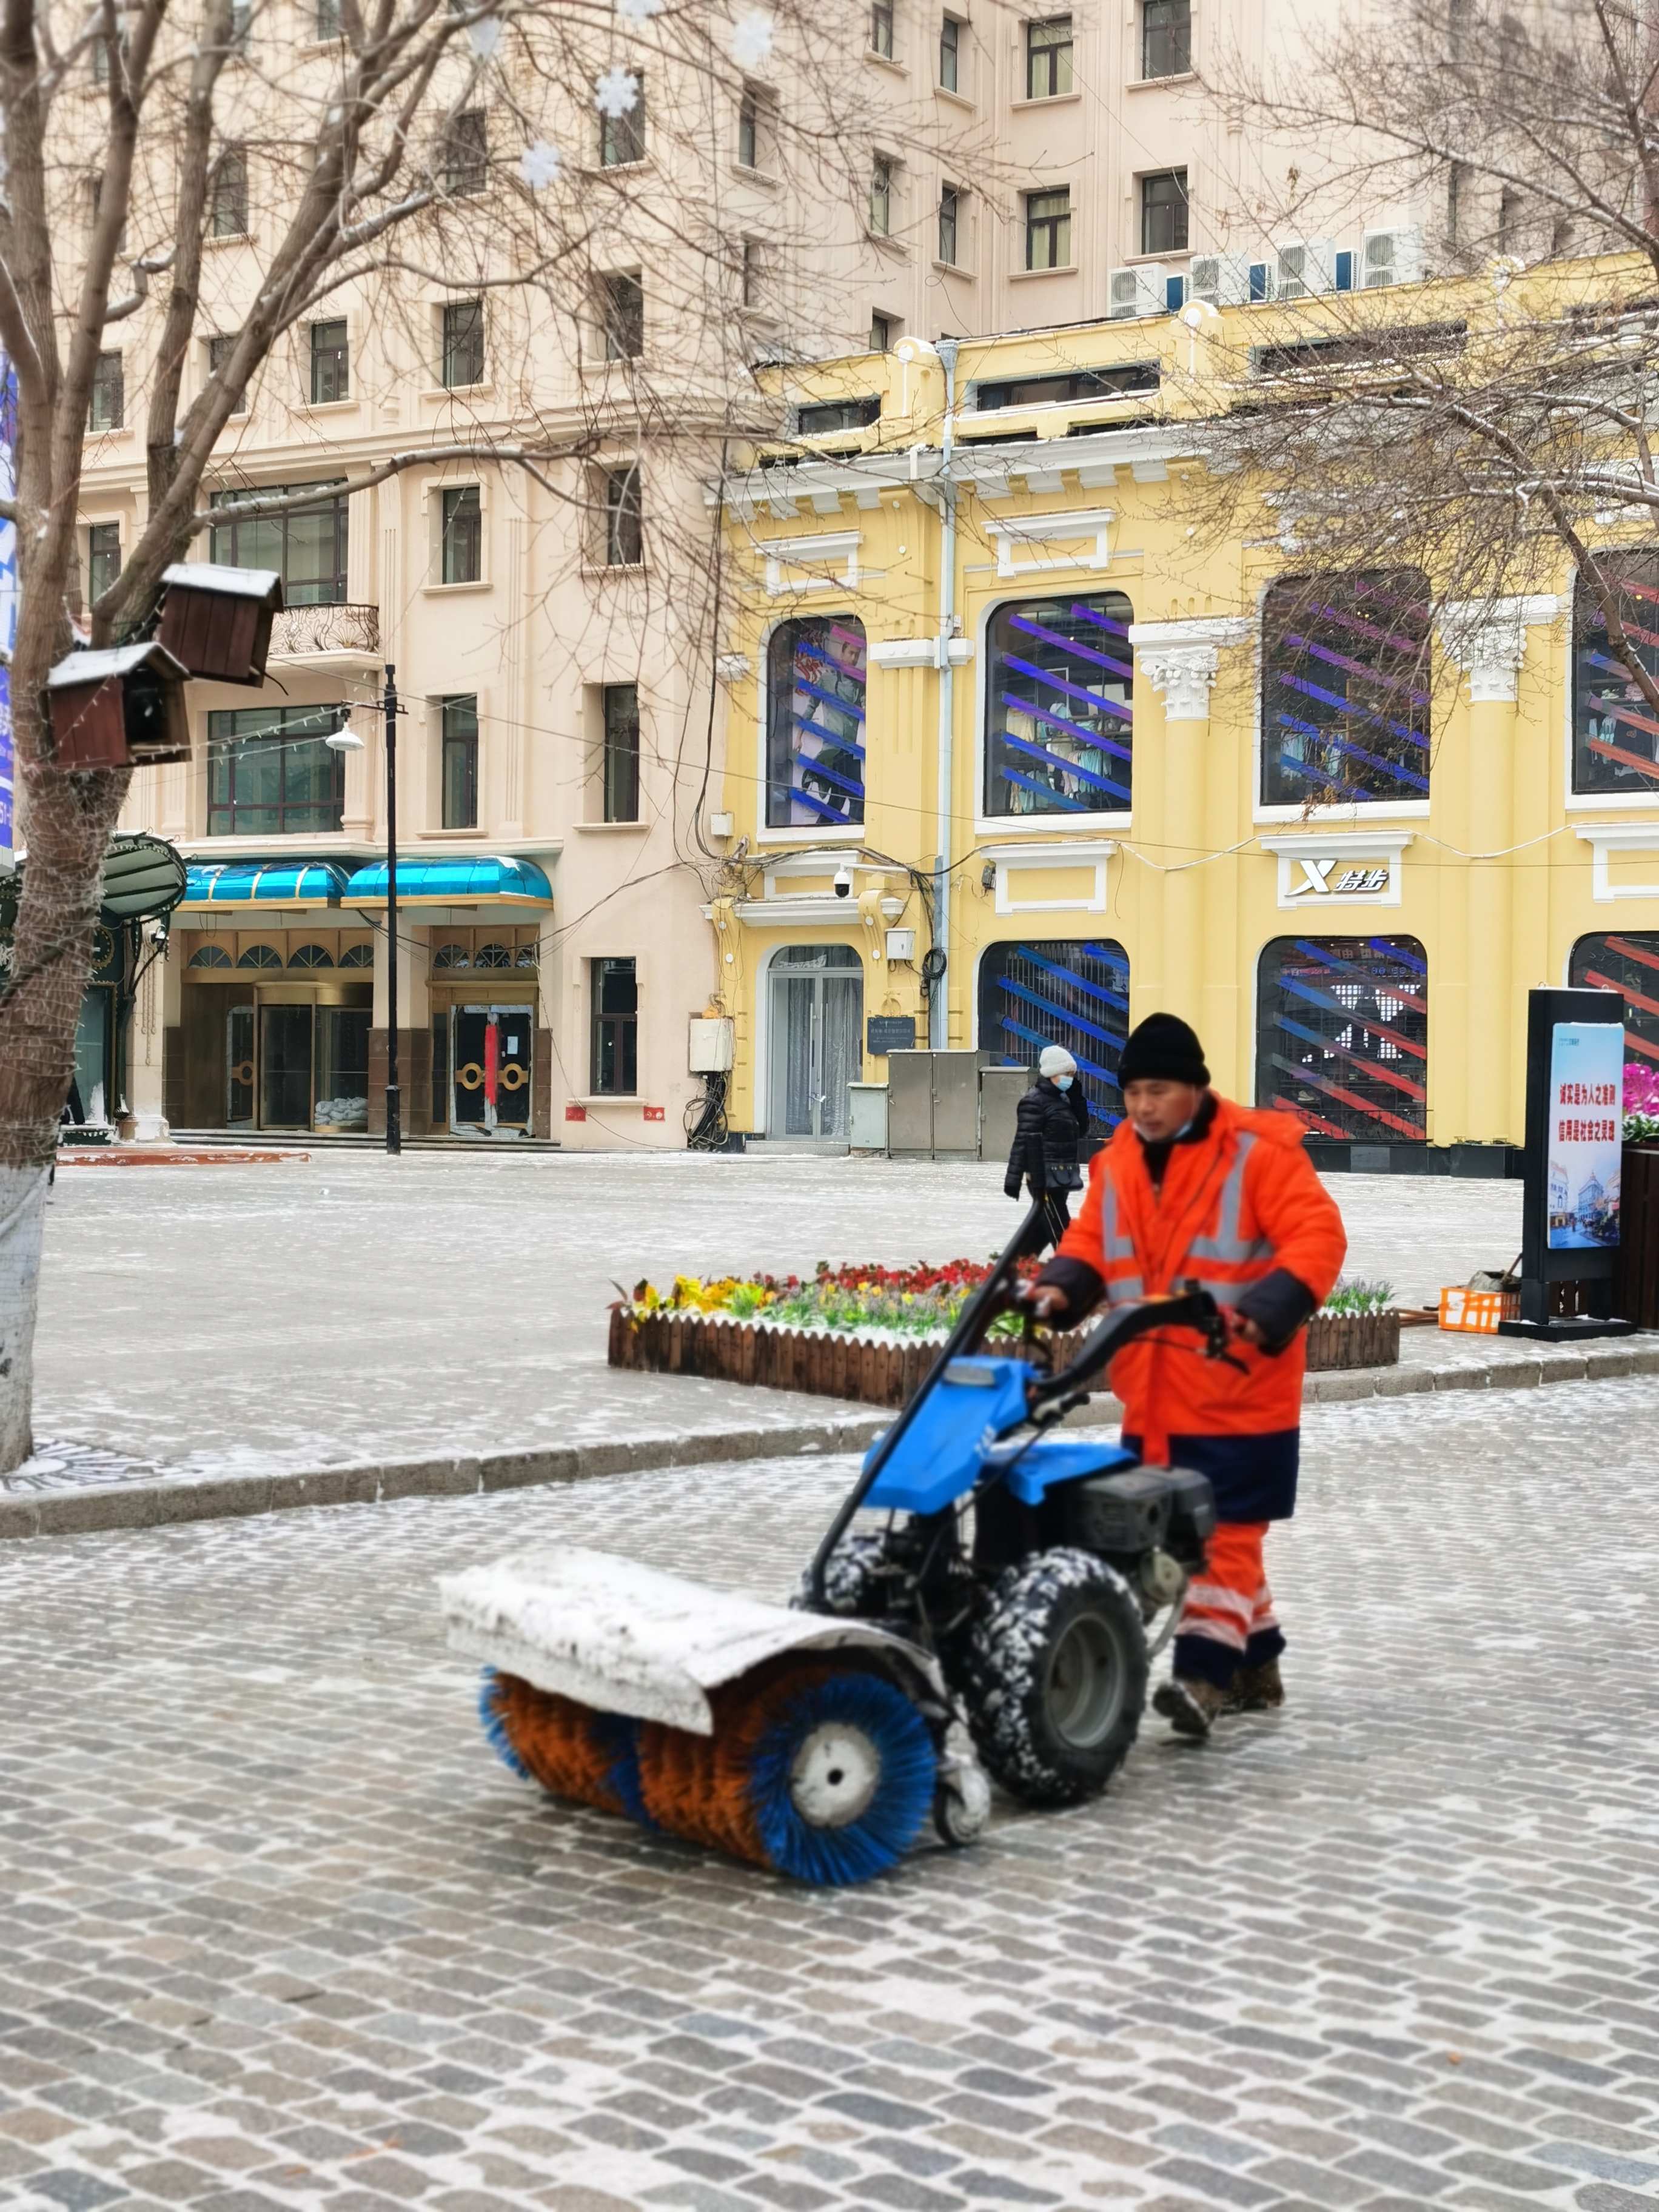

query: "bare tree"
left=1182, top=0, right=1659, bottom=794
left=0, top=0, right=983, bottom=1470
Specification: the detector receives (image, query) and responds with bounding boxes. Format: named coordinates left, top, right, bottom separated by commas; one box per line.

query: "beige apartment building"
left=88, top=0, right=1435, bottom=1148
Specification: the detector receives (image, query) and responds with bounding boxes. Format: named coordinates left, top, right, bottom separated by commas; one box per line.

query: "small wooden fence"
left=608, top=1304, right=1398, bottom=1410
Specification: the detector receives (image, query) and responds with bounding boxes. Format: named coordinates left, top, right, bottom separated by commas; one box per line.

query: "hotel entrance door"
left=451, top=1005, right=533, bottom=1134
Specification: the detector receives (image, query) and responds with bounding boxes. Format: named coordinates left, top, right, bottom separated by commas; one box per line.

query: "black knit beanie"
left=1117, top=1013, right=1210, bottom=1088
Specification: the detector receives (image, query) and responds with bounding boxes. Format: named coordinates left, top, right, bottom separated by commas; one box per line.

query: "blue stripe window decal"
left=1572, top=555, right=1659, bottom=796
left=768, top=615, right=867, bottom=830
left=985, top=591, right=1134, bottom=819
left=1256, top=934, right=1429, bottom=1143
left=978, top=938, right=1131, bottom=1130
left=1259, top=572, right=1432, bottom=809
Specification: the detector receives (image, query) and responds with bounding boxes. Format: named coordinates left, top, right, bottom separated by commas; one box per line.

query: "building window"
left=1572, top=554, right=1659, bottom=796
left=1257, top=936, right=1429, bottom=1144
left=939, top=13, right=960, bottom=90
left=441, top=695, right=478, bottom=828
left=598, top=271, right=645, bottom=360
left=979, top=938, right=1130, bottom=1127
left=939, top=185, right=960, bottom=266
left=206, top=705, right=347, bottom=836
left=210, top=480, right=347, bottom=604
left=92, top=32, right=112, bottom=80
left=592, top=957, right=638, bottom=1093
left=1570, top=934, right=1659, bottom=1085
left=441, top=298, right=485, bottom=387
left=1259, top=572, right=1432, bottom=807
left=1025, top=187, right=1071, bottom=270
left=1140, top=168, right=1188, bottom=254
left=603, top=464, right=642, bottom=565
left=738, top=88, right=759, bottom=167
left=767, top=614, right=868, bottom=829
left=440, top=486, right=482, bottom=585
left=1025, top=16, right=1072, bottom=99
left=603, top=682, right=640, bottom=822
left=870, top=157, right=893, bottom=236
left=985, top=591, right=1134, bottom=818
left=1141, top=0, right=1190, bottom=78
left=443, top=109, right=488, bottom=195
left=87, top=351, right=124, bottom=432
left=310, top=318, right=349, bottom=403
left=208, top=333, right=247, bottom=416
left=229, top=0, right=251, bottom=53
left=599, top=76, right=645, bottom=166
left=871, top=0, right=894, bottom=57
left=870, top=312, right=894, bottom=352
left=211, top=150, right=249, bottom=237
left=741, top=238, right=767, bottom=309
left=86, top=522, right=121, bottom=607
left=1498, top=186, right=1521, bottom=253
left=1447, top=159, right=1469, bottom=244
left=316, top=0, right=340, bottom=35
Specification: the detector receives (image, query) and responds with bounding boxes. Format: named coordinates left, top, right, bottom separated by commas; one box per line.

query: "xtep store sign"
left=1260, top=831, right=1414, bottom=911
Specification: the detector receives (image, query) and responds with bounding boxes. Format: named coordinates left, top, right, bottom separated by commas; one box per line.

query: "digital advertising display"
left=1545, top=1020, right=1624, bottom=1250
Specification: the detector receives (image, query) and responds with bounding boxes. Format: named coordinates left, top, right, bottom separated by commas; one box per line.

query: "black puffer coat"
left=1004, top=1076, right=1091, bottom=1198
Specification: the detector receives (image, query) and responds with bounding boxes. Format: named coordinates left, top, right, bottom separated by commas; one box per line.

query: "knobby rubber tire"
left=791, top=1531, right=895, bottom=1619
left=962, top=1546, right=1148, bottom=1808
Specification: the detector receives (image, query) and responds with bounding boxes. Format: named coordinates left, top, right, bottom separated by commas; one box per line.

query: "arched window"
left=236, top=944, right=283, bottom=970
left=767, top=615, right=867, bottom=829
left=189, top=943, right=232, bottom=969
left=1572, top=554, right=1659, bottom=795
left=288, top=943, right=334, bottom=969
left=432, top=942, right=469, bottom=969
left=340, top=942, right=374, bottom=969
left=984, top=592, right=1134, bottom=819
left=474, top=942, right=511, bottom=969
left=977, top=938, right=1130, bottom=1127
left=1256, top=936, right=1428, bottom=1141
left=1570, top=933, right=1659, bottom=1107
left=1260, top=572, right=1431, bottom=808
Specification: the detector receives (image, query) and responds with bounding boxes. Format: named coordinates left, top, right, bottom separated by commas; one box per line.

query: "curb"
left=4, top=1336, right=1656, bottom=1545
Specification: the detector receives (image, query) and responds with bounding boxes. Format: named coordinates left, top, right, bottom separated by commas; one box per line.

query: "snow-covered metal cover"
left=439, top=1545, right=944, bottom=1735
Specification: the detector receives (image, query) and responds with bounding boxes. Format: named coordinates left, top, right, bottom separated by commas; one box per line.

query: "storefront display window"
left=977, top=937, right=1130, bottom=1128
left=1572, top=554, right=1659, bottom=796
left=1257, top=935, right=1428, bottom=1141
left=1259, top=572, right=1432, bottom=808
left=984, top=593, right=1134, bottom=819
left=766, top=616, right=867, bottom=830
left=1570, top=931, right=1659, bottom=1094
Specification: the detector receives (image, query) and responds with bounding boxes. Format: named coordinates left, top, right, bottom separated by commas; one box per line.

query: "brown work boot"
left=1153, top=1675, right=1230, bottom=1739
left=1230, top=1657, right=1285, bottom=1713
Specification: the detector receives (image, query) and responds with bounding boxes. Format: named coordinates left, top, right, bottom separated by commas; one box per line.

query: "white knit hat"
left=1038, top=1044, right=1077, bottom=1079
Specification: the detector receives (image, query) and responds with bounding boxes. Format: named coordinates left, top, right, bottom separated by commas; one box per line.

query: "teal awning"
left=181, top=861, right=349, bottom=908
left=343, top=854, right=554, bottom=908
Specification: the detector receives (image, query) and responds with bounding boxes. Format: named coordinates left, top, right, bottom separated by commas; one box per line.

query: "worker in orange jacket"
left=1019, top=1013, right=1347, bottom=1737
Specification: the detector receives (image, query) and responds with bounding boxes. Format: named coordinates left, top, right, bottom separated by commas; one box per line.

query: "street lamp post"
left=325, top=665, right=401, bottom=1154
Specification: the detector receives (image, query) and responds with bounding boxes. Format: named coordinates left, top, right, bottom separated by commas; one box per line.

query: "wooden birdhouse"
left=45, top=641, right=191, bottom=770
left=156, top=561, right=283, bottom=687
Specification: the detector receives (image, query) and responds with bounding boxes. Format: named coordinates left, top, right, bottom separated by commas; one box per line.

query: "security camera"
left=833, top=863, right=853, bottom=899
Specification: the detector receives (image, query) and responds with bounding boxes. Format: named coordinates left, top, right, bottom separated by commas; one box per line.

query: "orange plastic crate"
left=1438, top=1286, right=1520, bottom=1333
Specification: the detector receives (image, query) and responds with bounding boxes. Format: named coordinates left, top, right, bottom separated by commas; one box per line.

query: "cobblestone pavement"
left=33, top=1153, right=1520, bottom=1474
left=2, top=1377, right=1655, bottom=2212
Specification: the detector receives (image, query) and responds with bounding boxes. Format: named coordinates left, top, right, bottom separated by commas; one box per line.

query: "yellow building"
left=708, top=280, right=1659, bottom=1170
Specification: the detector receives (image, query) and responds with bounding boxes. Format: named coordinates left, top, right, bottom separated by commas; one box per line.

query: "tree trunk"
left=0, top=1164, right=51, bottom=1469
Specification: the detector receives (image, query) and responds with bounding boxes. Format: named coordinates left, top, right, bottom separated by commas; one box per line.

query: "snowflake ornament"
left=594, top=65, right=640, bottom=117
left=616, top=0, right=663, bottom=21
left=466, top=12, right=502, bottom=55
left=731, top=8, right=774, bottom=68
left=519, top=138, right=560, bottom=189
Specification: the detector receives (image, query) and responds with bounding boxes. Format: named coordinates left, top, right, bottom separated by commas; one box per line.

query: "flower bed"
left=622, top=1255, right=1041, bottom=1339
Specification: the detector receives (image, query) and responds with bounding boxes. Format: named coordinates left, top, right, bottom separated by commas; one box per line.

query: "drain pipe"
left=931, top=335, right=959, bottom=1050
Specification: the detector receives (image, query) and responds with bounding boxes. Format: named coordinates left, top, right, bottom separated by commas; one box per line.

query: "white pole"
left=931, top=337, right=959, bottom=1049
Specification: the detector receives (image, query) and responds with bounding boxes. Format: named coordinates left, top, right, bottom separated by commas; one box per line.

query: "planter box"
left=1304, top=1309, right=1401, bottom=1370
left=608, top=1303, right=1398, bottom=1406
left=1615, top=1145, right=1659, bottom=1329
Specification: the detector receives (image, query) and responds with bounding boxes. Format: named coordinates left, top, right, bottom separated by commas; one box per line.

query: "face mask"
left=1054, top=1076, right=1073, bottom=1091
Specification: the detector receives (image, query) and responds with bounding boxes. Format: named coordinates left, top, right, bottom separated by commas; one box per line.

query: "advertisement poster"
left=1546, top=1021, right=1625, bottom=1249
left=0, top=352, right=17, bottom=871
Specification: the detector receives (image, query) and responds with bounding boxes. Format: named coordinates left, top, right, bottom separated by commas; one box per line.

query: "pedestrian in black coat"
left=1004, top=1045, right=1091, bottom=1250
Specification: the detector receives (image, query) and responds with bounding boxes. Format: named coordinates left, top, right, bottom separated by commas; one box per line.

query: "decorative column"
left=1129, top=618, right=1252, bottom=1090
left=1437, top=595, right=1560, bottom=1145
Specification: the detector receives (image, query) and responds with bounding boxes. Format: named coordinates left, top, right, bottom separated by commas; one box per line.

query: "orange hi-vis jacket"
left=1053, top=1095, right=1347, bottom=1466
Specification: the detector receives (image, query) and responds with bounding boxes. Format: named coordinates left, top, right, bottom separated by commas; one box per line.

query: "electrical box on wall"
left=688, top=1016, right=735, bottom=1073
left=885, top=928, right=916, bottom=962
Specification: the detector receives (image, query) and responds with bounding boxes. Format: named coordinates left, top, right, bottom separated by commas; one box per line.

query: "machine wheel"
left=791, top=1532, right=897, bottom=1620
left=962, top=1547, right=1148, bottom=1808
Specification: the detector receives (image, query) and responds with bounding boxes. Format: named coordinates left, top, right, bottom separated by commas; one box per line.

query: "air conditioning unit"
left=1275, top=240, right=1336, bottom=301
left=1188, top=252, right=1255, bottom=307
left=1108, top=264, right=1167, bottom=320
left=1361, top=226, right=1425, bottom=289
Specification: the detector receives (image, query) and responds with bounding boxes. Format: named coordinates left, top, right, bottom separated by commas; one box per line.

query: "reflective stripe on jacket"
left=1054, top=1094, right=1347, bottom=1463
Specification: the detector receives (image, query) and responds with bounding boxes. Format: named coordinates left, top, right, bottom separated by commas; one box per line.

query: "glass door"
left=769, top=947, right=863, bottom=1141
left=260, top=1004, right=313, bottom=1127
left=226, top=1004, right=255, bottom=1125
left=451, top=1005, right=533, bottom=1133
left=313, top=1007, right=369, bottom=1130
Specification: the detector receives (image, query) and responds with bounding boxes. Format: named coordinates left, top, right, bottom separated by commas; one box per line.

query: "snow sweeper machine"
left=440, top=1201, right=1226, bottom=1888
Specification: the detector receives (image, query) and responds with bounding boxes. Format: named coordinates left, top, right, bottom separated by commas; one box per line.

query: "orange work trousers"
left=1172, top=1520, right=1284, bottom=1691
